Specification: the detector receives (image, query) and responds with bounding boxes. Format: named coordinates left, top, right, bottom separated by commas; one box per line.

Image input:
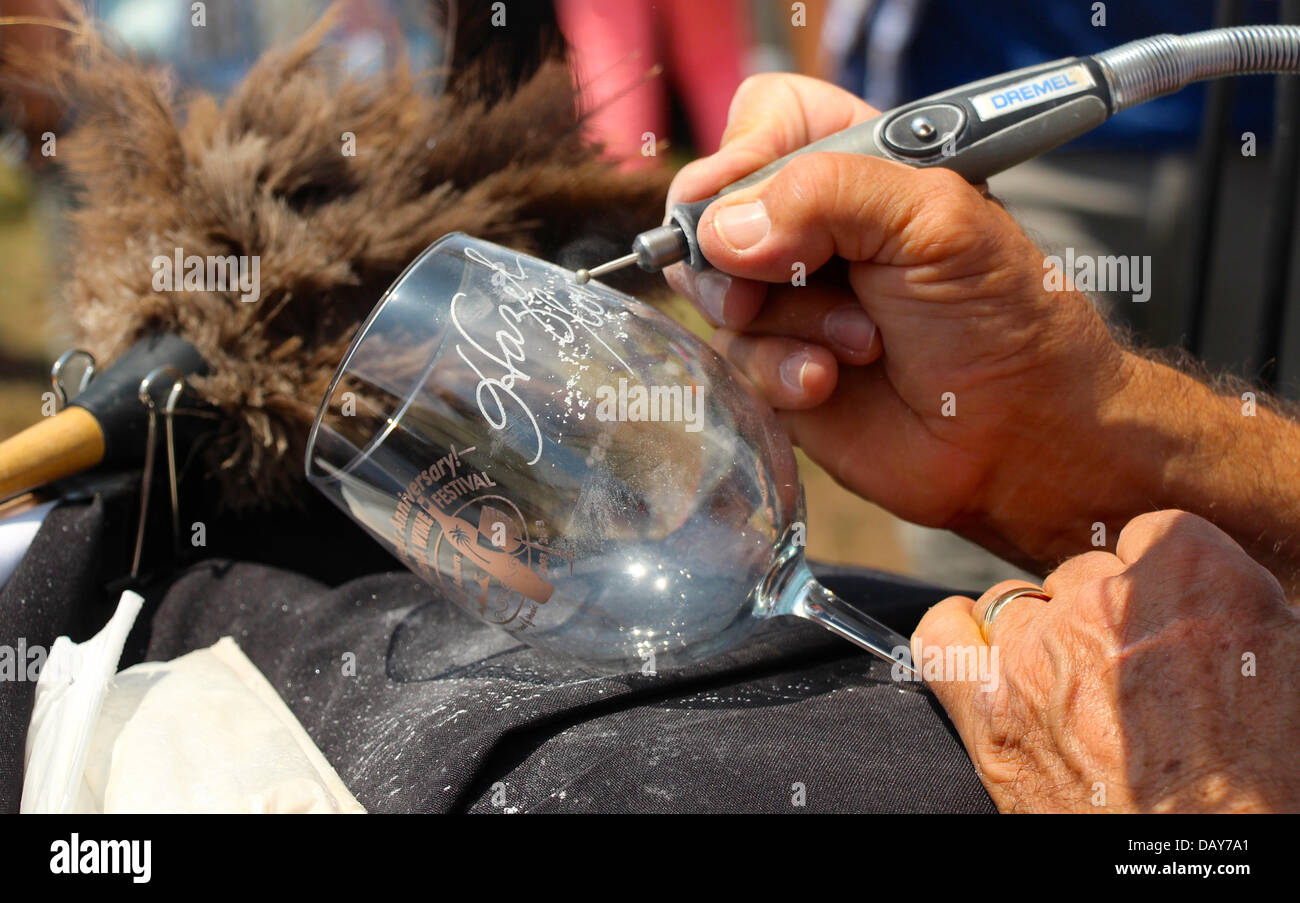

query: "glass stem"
left=771, top=557, right=918, bottom=675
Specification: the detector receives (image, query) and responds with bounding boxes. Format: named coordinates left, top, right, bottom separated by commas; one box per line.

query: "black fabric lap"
left=0, top=479, right=993, bottom=814
left=144, top=559, right=993, bottom=814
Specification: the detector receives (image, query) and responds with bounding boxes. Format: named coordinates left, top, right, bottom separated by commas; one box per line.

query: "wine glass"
left=305, top=233, right=914, bottom=674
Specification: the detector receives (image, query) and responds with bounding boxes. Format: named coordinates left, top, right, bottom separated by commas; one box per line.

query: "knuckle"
left=1046, top=550, right=1113, bottom=583
left=668, top=157, right=708, bottom=190
left=724, top=74, right=792, bottom=137
left=1121, top=508, right=1195, bottom=543
left=1041, top=555, right=1087, bottom=598
left=772, top=152, right=838, bottom=210
left=1074, top=573, right=1132, bottom=630
left=769, top=154, right=880, bottom=259
left=1180, top=545, right=1281, bottom=615
left=921, top=595, right=969, bottom=635
left=906, top=167, right=994, bottom=256
left=732, top=73, right=777, bottom=102
left=1120, top=510, right=1252, bottom=580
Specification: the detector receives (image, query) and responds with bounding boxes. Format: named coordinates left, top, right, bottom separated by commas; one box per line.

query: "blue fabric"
left=843, top=0, right=1281, bottom=151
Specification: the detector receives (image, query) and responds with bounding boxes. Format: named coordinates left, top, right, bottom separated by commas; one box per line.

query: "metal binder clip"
left=49, top=349, right=96, bottom=411
left=130, top=366, right=187, bottom=579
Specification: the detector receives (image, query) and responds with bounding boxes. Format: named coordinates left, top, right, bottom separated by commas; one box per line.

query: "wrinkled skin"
left=918, top=510, right=1300, bottom=812
left=665, top=73, right=1300, bottom=812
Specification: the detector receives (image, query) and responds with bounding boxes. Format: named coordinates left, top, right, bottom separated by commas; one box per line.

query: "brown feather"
left=24, top=6, right=671, bottom=509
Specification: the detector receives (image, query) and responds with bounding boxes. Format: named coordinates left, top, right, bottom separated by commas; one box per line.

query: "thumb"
left=695, top=152, right=993, bottom=282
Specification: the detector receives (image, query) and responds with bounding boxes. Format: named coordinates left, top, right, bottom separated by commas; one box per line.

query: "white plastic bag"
left=21, top=589, right=143, bottom=813
left=22, top=591, right=364, bottom=813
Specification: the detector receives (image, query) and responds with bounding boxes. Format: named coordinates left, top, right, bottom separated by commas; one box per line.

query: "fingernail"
left=780, top=352, right=812, bottom=392
left=825, top=306, right=876, bottom=353
left=695, top=270, right=731, bottom=325
left=713, top=200, right=770, bottom=250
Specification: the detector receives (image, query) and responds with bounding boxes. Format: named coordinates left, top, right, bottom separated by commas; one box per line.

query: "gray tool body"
left=578, top=26, right=1300, bottom=280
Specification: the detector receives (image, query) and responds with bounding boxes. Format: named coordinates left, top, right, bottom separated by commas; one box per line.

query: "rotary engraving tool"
left=575, top=26, right=1300, bottom=284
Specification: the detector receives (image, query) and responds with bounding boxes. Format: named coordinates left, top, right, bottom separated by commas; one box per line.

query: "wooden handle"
left=0, top=406, right=106, bottom=501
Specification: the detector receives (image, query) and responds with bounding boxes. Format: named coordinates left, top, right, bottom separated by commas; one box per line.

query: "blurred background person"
left=556, top=0, right=752, bottom=168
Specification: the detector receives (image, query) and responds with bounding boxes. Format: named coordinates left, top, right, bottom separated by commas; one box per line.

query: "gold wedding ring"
left=980, top=587, right=1051, bottom=643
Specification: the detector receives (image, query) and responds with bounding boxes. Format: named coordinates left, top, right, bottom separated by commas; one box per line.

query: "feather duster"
left=17, top=3, right=671, bottom=510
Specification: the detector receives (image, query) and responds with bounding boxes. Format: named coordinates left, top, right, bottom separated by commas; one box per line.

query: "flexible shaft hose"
left=1097, top=25, right=1300, bottom=112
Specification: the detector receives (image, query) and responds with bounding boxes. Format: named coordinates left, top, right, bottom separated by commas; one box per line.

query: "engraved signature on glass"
left=306, top=233, right=914, bottom=674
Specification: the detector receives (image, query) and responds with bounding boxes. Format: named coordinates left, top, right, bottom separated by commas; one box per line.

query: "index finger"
left=666, top=73, right=880, bottom=211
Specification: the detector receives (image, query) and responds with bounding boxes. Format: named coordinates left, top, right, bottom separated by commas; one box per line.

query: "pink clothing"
left=555, top=0, right=751, bottom=168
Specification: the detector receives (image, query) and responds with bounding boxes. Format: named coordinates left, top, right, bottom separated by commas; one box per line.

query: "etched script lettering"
left=451, top=247, right=631, bottom=464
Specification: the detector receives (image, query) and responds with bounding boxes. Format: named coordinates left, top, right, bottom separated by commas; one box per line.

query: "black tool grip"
left=665, top=197, right=718, bottom=271
left=71, top=333, right=209, bottom=469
